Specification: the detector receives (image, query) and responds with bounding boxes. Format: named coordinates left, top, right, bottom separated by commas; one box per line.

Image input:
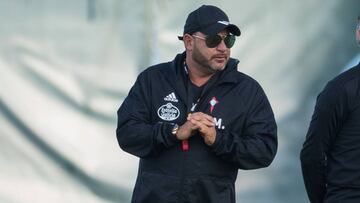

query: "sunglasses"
left=192, top=34, right=236, bottom=48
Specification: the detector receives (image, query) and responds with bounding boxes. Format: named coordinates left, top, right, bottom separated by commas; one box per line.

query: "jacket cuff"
left=157, top=122, right=179, bottom=148
left=210, top=129, right=224, bottom=152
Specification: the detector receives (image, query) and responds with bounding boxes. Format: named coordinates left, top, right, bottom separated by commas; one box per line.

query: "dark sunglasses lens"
left=224, top=35, right=235, bottom=48
left=205, top=35, right=222, bottom=48
left=205, top=35, right=236, bottom=48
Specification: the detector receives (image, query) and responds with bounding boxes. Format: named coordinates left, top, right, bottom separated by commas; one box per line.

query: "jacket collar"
left=170, top=52, right=240, bottom=85
left=166, top=52, right=240, bottom=107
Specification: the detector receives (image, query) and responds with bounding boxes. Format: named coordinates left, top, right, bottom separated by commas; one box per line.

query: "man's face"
left=191, top=30, right=231, bottom=73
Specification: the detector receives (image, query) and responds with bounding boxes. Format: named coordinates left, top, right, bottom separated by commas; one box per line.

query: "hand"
left=175, top=120, right=198, bottom=141
left=188, top=112, right=217, bottom=146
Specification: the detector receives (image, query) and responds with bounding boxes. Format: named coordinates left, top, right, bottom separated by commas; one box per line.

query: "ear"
left=183, top=34, right=194, bottom=51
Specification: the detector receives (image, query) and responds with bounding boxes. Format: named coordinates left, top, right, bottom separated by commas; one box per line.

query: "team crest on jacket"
left=209, top=97, right=219, bottom=113
left=157, top=103, right=180, bottom=121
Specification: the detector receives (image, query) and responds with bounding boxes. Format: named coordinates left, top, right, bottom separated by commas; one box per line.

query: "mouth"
left=212, top=55, right=227, bottom=63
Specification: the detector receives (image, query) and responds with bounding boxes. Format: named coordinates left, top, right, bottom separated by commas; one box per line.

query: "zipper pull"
left=182, top=140, right=189, bottom=151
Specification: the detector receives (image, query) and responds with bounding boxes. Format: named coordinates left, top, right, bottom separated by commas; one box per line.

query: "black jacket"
left=301, top=62, right=360, bottom=203
left=117, top=52, right=277, bottom=203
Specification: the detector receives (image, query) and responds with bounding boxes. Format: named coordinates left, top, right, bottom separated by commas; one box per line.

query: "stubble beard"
left=192, top=44, right=227, bottom=74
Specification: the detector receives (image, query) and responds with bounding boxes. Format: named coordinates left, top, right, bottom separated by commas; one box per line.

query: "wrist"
left=171, top=123, right=179, bottom=139
left=204, top=130, right=217, bottom=146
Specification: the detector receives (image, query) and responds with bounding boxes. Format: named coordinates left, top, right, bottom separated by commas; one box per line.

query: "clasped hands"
left=175, top=112, right=216, bottom=146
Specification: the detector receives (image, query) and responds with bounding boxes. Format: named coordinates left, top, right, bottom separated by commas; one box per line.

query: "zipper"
left=182, top=63, right=220, bottom=151
left=178, top=61, right=221, bottom=201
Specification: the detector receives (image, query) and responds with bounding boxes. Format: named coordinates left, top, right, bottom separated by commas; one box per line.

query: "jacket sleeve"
left=116, top=72, right=179, bottom=158
left=210, top=83, right=277, bottom=170
left=300, top=82, right=347, bottom=203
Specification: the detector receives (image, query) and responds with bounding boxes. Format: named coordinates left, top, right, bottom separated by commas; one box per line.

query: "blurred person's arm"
left=300, top=82, right=347, bottom=203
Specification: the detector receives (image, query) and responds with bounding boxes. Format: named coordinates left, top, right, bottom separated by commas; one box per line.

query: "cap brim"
left=202, top=23, right=241, bottom=36
left=178, top=23, right=240, bottom=40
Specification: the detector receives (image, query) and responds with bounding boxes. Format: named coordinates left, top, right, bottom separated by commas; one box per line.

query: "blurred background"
left=0, top=0, right=359, bottom=202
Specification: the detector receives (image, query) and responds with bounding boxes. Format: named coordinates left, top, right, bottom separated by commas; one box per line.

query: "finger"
left=191, top=125, right=200, bottom=131
left=188, top=113, right=201, bottom=120
left=190, top=119, right=209, bottom=133
left=202, top=114, right=215, bottom=123
left=199, top=118, right=215, bottom=127
left=190, top=115, right=215, bottom=126
left=198, top=119, right=215, bottom=127
left=189, top=118, right=200, bottom=127
left=188, top=112, right=204, bottom=120
left=192, top=112, right=215, bottom=124
left=184, top=120, right=199, bottom=130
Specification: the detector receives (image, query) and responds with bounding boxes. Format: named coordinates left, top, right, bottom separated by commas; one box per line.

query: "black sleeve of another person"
left=300, top=82, right=348, bottom=203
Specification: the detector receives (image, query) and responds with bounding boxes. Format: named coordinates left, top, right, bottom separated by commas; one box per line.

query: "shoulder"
left=317, top=64, right=360, bottom=109
left=232, top=71, right=265, bottom=95
left=141, top=62, right=173, bottom=76
left=135, top=61, right=173, bottom=83
left=322, top=65, right=360, bottom=96
left=224, top=71, right=271, bottom=110
left=328, top=65, right=360, bottom=88
left=237, top=71, right=260, bottom=85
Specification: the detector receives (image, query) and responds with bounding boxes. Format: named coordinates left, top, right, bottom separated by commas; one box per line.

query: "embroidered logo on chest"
left=157, top=103, right=180, bottom=121
left=164, top=92, right=178, bottom=102
left=209, top=97, right=219, bottom=113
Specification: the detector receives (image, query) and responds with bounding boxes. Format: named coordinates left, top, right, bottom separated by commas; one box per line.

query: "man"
left=117, top=5, right=277, bottom=203
left=300, top=16, right=360, bottom=203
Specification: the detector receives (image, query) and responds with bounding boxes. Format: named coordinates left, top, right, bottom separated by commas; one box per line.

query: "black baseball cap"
left=178, top=5, right=241, bottom=40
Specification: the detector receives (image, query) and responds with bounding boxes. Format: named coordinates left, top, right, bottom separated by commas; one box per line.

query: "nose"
left=216, top=39, right=227, bottom=52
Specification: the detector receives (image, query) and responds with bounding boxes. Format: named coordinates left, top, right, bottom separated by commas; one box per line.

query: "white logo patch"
left=164, top=92, right=178, bottom=102
left=217, top=20, right=230, bottom=25
left=157, top=103, right=180, bottom=121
